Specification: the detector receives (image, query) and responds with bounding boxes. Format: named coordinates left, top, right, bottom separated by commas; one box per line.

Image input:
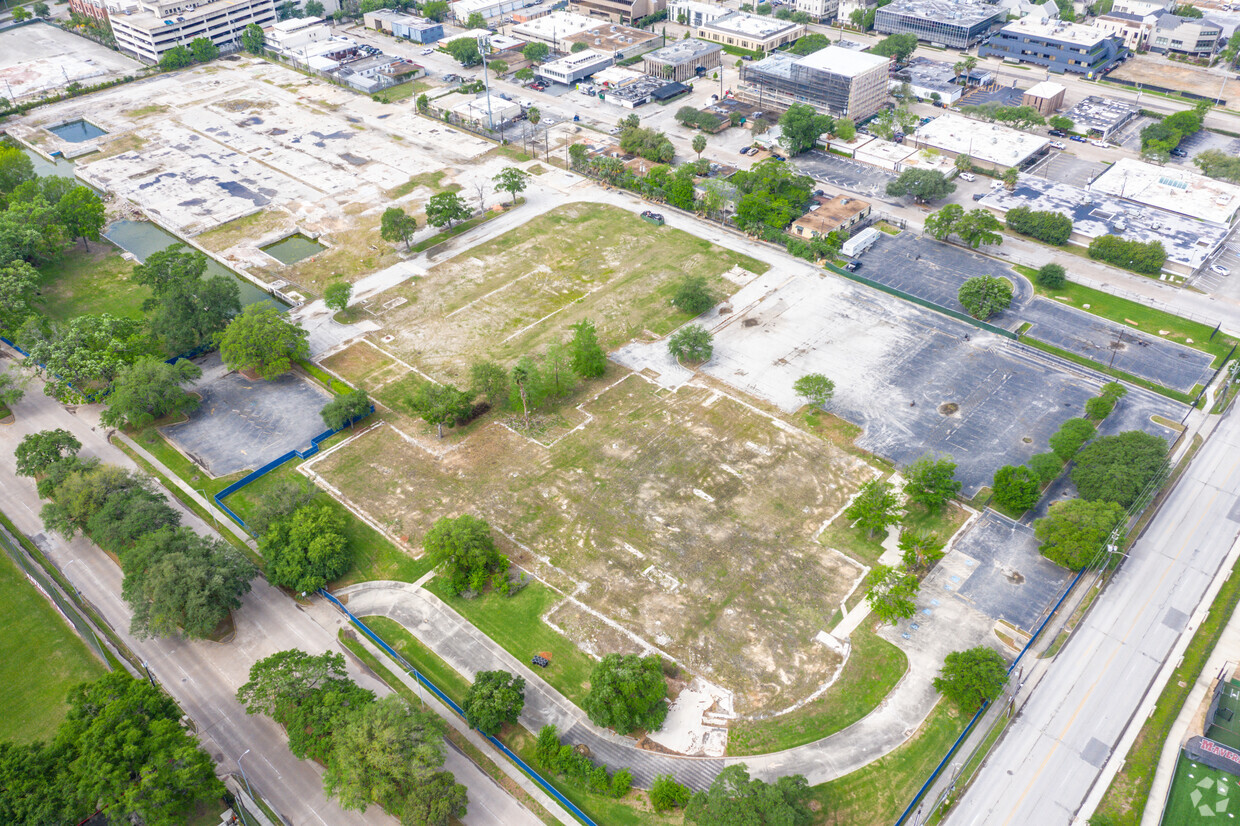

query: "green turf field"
left=0, top=546, right=107, bottom=743
left=1164, top=752, right=1239, bottom=825
left=1207, top=681, right=1240, bottom=751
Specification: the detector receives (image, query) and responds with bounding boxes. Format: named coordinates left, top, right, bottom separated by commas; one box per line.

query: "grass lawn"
left=0, top=543, right=107, bottom=743
left=808, top=700, right=967, bottom=826
left=195, top=209, right=291, bottom=253
left=727, top=625, right=908, bottom=756
left=387, top=169, right=462, bottom=200
left=1094, top=519, right=1240, bottom=825
left=409, top=202, right=514, bottom=253
left=1016, top=265, right=1238, bottom=366
left=820, top=503, right=970, bottom=569
left=361, top=616, right=472, bottom=707
left=37, top=241, right=149, bottom=323
left=380, top=80, right=430, bottom=102
left=425, top=578, right=595, bottom=708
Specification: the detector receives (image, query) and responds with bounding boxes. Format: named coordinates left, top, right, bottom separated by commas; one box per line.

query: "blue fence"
left=214, top=405, right=374, bottom=536
left=318, top=589, right=599, bottom=826
left=894, top=566, right=1086, bottom=825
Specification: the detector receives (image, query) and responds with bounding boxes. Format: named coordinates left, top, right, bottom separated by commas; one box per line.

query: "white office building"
left=537, top=48, right=613, bottom=83
left=108, top=0, right=277, bottom=62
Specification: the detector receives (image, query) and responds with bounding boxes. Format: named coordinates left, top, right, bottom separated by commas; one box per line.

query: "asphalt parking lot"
left=1112, top=115, right=1156, bottom=153
left=792, top=150, right=894, bottom=198
left=950, top=511, right=1073, bottom=632
left=1193, top=239, right=1240, bottom=299
left=850, top=231, right=1033, bottom=329
left=1026, top=152, right=1109, bottom=187
left=1022, top=299, right=1215, bottom=394
left=1168, top=128, right=1240, bottom=167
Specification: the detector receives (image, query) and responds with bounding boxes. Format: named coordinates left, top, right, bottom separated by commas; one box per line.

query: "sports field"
left=1164, top=752, right=1238, bottom=825
left=1207, top=679, right=1240, bottom=750
left=0, top=543, right=107, bottom=743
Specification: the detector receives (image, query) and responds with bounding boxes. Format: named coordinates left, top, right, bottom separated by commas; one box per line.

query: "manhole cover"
left=939, top=402, right=959, bottom=415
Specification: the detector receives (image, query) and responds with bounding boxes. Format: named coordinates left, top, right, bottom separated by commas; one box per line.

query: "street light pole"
left=141, top=661, right=156, bottom=689
left=238, top=749, right=256, bottom=805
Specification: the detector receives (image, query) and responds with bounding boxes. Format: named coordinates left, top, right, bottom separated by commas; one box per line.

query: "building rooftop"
left=878, top=0, right=1002, bottom=26
left=607, top=75, right=681, bottom=102
left=895, top=56, right=963, bottom=93
left=998, top=18, right=1117, bottom=46
left=111, top=0, right=273, bottom=33
left=542, top=48, right=612, bottom=70
left=564, top=22, right=659, bottom=52
left=980, top=174, right=1228, bottom=269
left=512, top=11, right=597, bottom=40
left=745, top=50, right=799, bottom=80
left=913, top=112, right=1050, bottom=166
left=1155, top=12, right=1221, bottom=31
left=592, top=64, right=646, bottom=86
left=452, top=0, right=537, bottom=13
left=1089, top=158, right=1240, bottom=226
left=702, top=10, right=802, bottom=37
left=488, top=33, right=526, bottom=50
left=857, top=139, right=917, bottom=165
left=644, top=37, right=722, bottom=64
left=1062, top=95, right=1139, bottom=133
left=799, top=44, right=890, bottom=76
left=1024, top=80, right=1066, bottom=99
left=271, top=15, right=324, bottom=31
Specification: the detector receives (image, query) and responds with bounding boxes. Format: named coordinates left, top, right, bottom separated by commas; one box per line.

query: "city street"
left=0, top=354, right=539, bottom=826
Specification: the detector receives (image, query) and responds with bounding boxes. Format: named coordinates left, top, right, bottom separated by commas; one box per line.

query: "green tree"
left=0, top=366, right=23, bottom=411
left=1049, top=417, right=1097, bottom=461
left=237, top=649, right=355, bottom=715
left=793, top=373, right=835, bottom=408
left=0, top=261, right=42, bottom=338
left=121, top=525, right=256, bottom=639
left=1029, top=452, right=1063, bottom=485
left=0, top=145, right=35, bottom=195
left=954, top=209, right=1003, bottom=249
left=869, top=32, right=918, bottom=62
left=886, top=168, right=956, bottom=203
left=320, top=388, right=372, bottom=430
left=0, top=740, right=84, bottom=825
left=403, top=771, right=469, bottom=826
left=992, top=464, right=1041, bottom=512
left=668, top=324, right=713, bottom=363
left=0, top=197, right=69, bottom=267
left=1194, top=149, right=1240, bottom=183
left=25, top=314, right=153, bottom=401
left=650, top=774, right=692, bottom=812
left=410, top=381, right=472, bottom=438
left=247, top=477, right=316, bottom=537
left=522, top=42, right=550, bottom=62
left=417, top=93, right=431, bottom=113
left=136, top=248, right=241, bottom=355
left=425, top=191, right=472, bottom=228
left=1037, top=262, right=1066, bottom=288
left=569, top=319, right=607, bottom=379
left=324, top=695, right=449, bottom=813
left=56, top=186, right=106, bottom=250
left=692, top=133, right=708, bottom=160
left=1034, top=498, right=1126, bottom=569
left=1048, top=115, right=1074, bottom=132
left=789, top=32, right=829, bottom=55
left=159, top=45, right=193, bottom=70
left=261, top=504, right=352, bottom=593
left=778, top=103, right=834, bottom=156
left=528, top=106, right=541, bottom=126
left=1002, top=167, right=1019, bottom=189
left=924, top=203, right=963, bottom=241
left=215, top=303, right=310, bottom=380
left=957, top=275, right=1013, bottom=320
left=423, top=514, right=509, bottom=596
left=583, top=653, right=668, bottom=734
left=933, top=647, right=1008, bottom=710
left=686, top=764, right=812, bottom=826
left=542, top=341, right=576, bottom=398
left=100, top=357, right=202, bottom=429
left=845, top=479, right=902, bottom=538
left=33, top=1, right=50, bottom=15
left=1071, top=430, right=1167, bottom=508
left=493, top=166, right=529, bottom=205
left=834, top=117, right=856, bottom=141
left=470, top=360, right=510, bottom=407
left=14, top=428, right=81, bottom=477
left=380, top=206, right=418, bottom=250
left=671, top=275, right=715, bottom=316
left=446, top=37, right=481, bottom=67
left=1087, top=235, right=1165, bottom=275
left=1006, top=206, right=1073, bottom=246
left=190, top=37, right=219, bottom=63
left=899, top=529, right=945, bottom=571
left=866, top=563, right=921, bottom=624
left=466, top=10, right=487, bottom=27
left=463, top=670, right=525, bottom=735
left=422, top=0, right=449, bottom=20
left=60, top=672, right=225, bottom=826
left=489, top=59, right=509, bottom=77
left=324, top=280, right=352, bottom=313
left=510, top=355, right=541, bottom=428
left=903, top=453, right=961, bottom=513
left=305, top=0, right=325, bottom=15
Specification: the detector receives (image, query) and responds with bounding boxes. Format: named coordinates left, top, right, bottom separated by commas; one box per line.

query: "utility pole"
left=141, top=661, right=156, bottom=689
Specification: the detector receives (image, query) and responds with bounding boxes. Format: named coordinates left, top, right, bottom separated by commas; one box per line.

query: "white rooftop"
left=1089, top=158, right=1240, bottom=226
left=541, top=48, right=611, bottom=69
left=453, top=0, right=538, bottom=13
left=512, top=11, right=597, bottom=40
left=799, top=44, right=891, bottom=76
left=703, top=10, right=802, bottom=37
left=856, top=139, right=917, bottom=164
left=1023, top=79, right=1065, bottom=98
left=913, top=113, right=1050, bottom=167
left=271, top=15, right=324, bottom=31
left=999, top=18, right=1116, bottom=46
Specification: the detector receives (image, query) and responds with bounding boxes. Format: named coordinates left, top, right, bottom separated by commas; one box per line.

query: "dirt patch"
left=1108, top=56, right=1240, bottom=106
left=313, top=375, right=871, bottom=712
left=938, top=402, right=959, bottom=416
left=320, top=342, right=406, bottom=392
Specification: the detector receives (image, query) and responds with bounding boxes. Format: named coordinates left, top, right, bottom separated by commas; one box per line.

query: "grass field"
left=361, top=616, right=472, bottom=707
left=0, top=546, right=107, bottom=743
left=1162, top=752, right=1236, bottom=826
left=37, top=242, right=149, bottom=323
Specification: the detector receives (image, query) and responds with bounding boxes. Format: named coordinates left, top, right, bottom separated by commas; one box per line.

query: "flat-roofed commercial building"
left=363, top=9, right=443, bottom=41
left=693, top=11, right=805, bottom=52
left=790, top=194, right=872, bottom=238
left=1090, top=158, right=1240, bottom=226
left=1021, top=79, right=1065, bottom=114
left=568, top=0, right=664, bottom=23
left=1061, top=95, right=1138, bottom=138
left=909, top=112, right=1050, bottom=171
left=874, top=0, right=1002, bottom=49
left=891, top=56, right=966, bottom=104
left=265, top=15, right=329, bottom=54
left=564, top=21, right=661, bottom=59
left=794, top=0, right=839, bottom=21
left=537, top=48, right=613, bottom=83
left=642, top=38, right=722, bottom=81
left=511, top=11, right=596, bottom=47
left=450, top=0, right=540, bottom=23
left=979, top=18, right=1126, bottom=76
left=667, top=0, right=728, bottom=27
left=739, top=45, right=890, bottom=120
left=1150, top=13, right=1222, bottom=56
left=108, top=0, right=277, bottom=62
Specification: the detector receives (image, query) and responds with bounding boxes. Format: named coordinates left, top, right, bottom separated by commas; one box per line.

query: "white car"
left=421, top=48, right=434, bottom=55
left=959, top=172, right=976, bottom=182
left=1210, top=264, right=1231, bottom=276
left=1091, top=140, right=1110, bottom=148
left=1050, top=140, right=1066, bottom=150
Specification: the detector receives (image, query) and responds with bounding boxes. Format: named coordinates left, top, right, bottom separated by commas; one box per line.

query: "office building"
left=794, top=0, right=839, bottom=21
left=512, top=11, right=596, bottom=47
left=1021, top=79, right=1065, bottom=114
left=790, top=194, right=872, bottom=239
left=642, top=38, right=722, bottom=82
left=891, top=57, right=967, bottom=105
left=995, top=0, right=1058, bottom=21
left=108, top=0, right=277, bottom=62
left=564, top=21, right=662, bottom=59
left=1061, top=95, right=1138, bottom=138
left=1094, top=10, right=1160, bottom=50
left=693, top=11, right=805, bottom=52
left=265, top=15, right=330, bottom=54
left=1090, top=158, right=1240, bottom=226
left=910, top=112, right=1050, bottom=170
left=1150, top=13, right=1221, bottom=56
left=568, top=0, right=663, bottom=23
left=874, top=0, right=1002, bottom=49
left=363, top=9, right=443, bottom=42
left=739, top=46, right=890, bottom=120
left=450, top=0, right=540, bottom=23
left=978, top=18, right=1126, bottom=76
left=1110, top=0, right=1173, bottom=14
left=537, top=48, right=613, bottom=83
left=667, top=0, right=728, bottom=27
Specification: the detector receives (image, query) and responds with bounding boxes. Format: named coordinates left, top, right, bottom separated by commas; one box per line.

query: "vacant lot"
left=0, top=547, right=106, bottom=743
left=314, top=374, right=873, bottom=712
left=37, top=242, right=147, bottom=323
left=1108, top=56, right=1240, bottom=107
left=370, top=202, right=768, bottom=385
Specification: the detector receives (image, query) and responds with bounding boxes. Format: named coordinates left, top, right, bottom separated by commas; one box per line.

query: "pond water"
left=261, top=233, right=325, bottom=265
left=105, top=220, right=288, bottom=311
left=20, top=147, right=77, bottom=178
left=48, top=120, right=107, bottom=143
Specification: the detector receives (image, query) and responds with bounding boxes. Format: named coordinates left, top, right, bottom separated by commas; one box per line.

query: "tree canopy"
left=958, top=275, right=1013, bottom=320
left=869, top=32, right=918, bottom=62
left=685, top=764, right=812, bottom=826
left=215, top=303, right=310, bottom=380
left=423, top=514, right=510, bottom=596
left=845, top=479, right=902, bottom=538
left=668, top=325, right=713, bottom=363
left=1071, top=430, right=1167, bottom=508
left=261, top=504, right=352, bottom=593
left=1049, top=417, right=1096, bottom=461
left=24, top=314, right=154, bottom=401
left=903, top=454, right=961, bottom=513
left=778, top=103, right=833, bottom=156
left=324, top=281, right=352, bottom=313
left=425, top=191, right=472, bottom=229
left=934, top=647, right=1008, bottom=710
left=1034, top=498, right=1126, bottom=569
left=320, top=388, right=372, bottom=431
left=793, top=373, right=835, bottom=408
left=493, top=166, right=529, bottom=204
left=463, top=670, right=525, bottom=735
left=582, top=653, right=668, bottom=734
left=992, top=464, right=1040, bottom=512
left=14, top=428, right=81, bottom=477
left=866, top=564, right=920, bottom=624
left=569, top=320, right=607, bottom=379
left=671, top=275, right=715, bottom=316
left=886, top=169, right=955, bottom=203
left=100, top=357, right=202, bottom=429
left=381, top=206, right=418, bottom=250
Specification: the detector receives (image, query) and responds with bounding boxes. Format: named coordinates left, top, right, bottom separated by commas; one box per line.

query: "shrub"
left=992, top=465, right=1041, bottom=512
left=1087, top=235, right=1166, bottom=275
left=1036, top=263, right=1066, bottom=288
left=1049, top=417, right=1097, bottom=461
left=1005, top=206, right=1073, bottom=245
left=650, top=774, right=691, bottom=812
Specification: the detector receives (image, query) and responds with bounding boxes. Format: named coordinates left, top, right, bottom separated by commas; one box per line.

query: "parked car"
left=959, top=172, right=976, bottom=182
left=972, top=192, right=986, bottom=201
left=1091, top=140, right=1110, bottom=148
left=844, top=261, right=862, bottom=272
left=1050, top=141, right=1066, bottom=150
left=421, top=48, right=434, bottom=55
left=1048, top=129, right=1066, bottom=137
left=1210, top=264, right=1231, bottom=276
left=1070, top=135, right=1088, bottom=143
left=1170, top=147, right=1188, bottom=158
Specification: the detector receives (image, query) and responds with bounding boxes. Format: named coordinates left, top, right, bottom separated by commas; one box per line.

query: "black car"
left=1049, top=129, right=1067, bottom=137
left=844, top=261, right=862, bottom=272
left=1170, top=147, right=1188, bottom=158
left=972, top=192, right=985, bottom=201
